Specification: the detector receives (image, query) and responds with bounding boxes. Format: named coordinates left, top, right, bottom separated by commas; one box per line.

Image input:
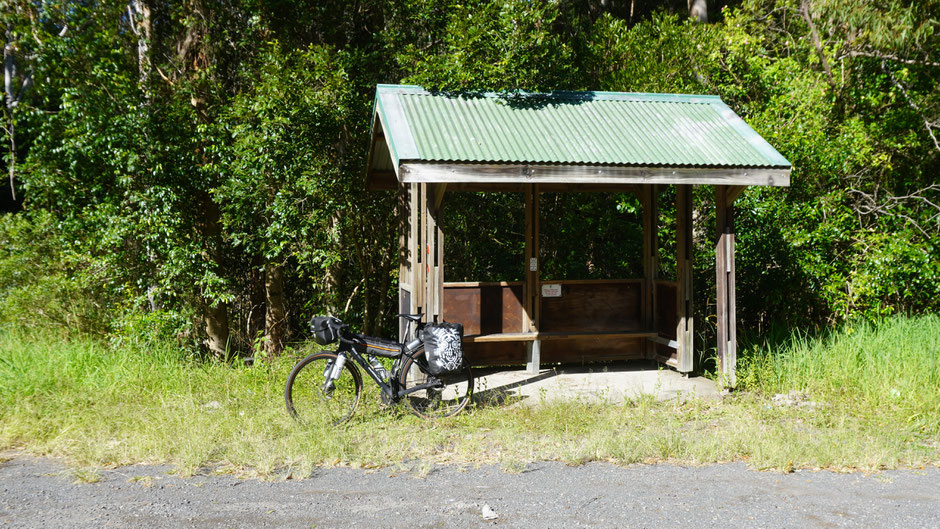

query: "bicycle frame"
left=332, top=328, right=442, bottom=403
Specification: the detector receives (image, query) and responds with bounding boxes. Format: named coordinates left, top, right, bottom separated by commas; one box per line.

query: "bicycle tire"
left=398, top=350, right=472, bottom=419
left=285, top=351, right=362, bottom=426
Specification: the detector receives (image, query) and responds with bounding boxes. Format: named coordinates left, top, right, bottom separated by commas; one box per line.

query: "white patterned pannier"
left=420, top=323, right=465, bottom=376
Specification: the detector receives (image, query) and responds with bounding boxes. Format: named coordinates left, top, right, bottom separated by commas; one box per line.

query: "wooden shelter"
left=366, top=85, right=791, bottom=385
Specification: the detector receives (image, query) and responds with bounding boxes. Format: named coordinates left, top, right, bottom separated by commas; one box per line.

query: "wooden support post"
left=715, top=185, right=738, bottom=387
left=424, top=184, right=439, bottom=324
left=524, top=185, right=541, bottom=373
left=641, top=185, right=659, bottom=359
left=526, top=340, right=541, bottom=375
left=416, top=183, right=427, bottom=320
left=399, top=184, right=412, bottom=341
left=434, top=185, right=445, bottom=323
left=676, top=185, right=694, bottom=373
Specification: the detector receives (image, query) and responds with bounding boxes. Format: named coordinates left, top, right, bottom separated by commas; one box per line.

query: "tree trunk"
left=248, top=254, right=266, bottom=343
left=690, top=0, right=707, bottom=23
left=199, top=191, right=231, bottom=360
left=264, top=262, right=287, bottom=357
left=128, top=0, right=152, bottom=95
left=204, top=301, right=230, bottom=360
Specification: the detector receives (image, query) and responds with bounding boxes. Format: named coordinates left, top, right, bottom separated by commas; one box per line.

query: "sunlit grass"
left=1, top=315, right=938, bottom=476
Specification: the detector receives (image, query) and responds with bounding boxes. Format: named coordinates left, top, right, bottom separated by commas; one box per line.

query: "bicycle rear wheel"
left=398, top=350, right=473, bottom=419
left=285, top=352, right=362, bottom=426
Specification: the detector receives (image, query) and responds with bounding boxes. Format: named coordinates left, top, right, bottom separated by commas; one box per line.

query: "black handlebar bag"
left=421, top=323, right=465, bottom=376
left=310, top=316, right=341, bottom=345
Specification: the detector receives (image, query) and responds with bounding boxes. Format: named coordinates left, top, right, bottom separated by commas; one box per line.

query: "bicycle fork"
left=321, top=353, right=347, bottom=395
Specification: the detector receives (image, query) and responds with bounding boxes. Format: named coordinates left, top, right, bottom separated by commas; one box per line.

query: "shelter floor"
left=472, top=361, right=719, bottom=406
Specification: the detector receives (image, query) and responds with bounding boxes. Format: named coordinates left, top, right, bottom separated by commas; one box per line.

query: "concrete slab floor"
left=472, top=360, right=719, bottom=406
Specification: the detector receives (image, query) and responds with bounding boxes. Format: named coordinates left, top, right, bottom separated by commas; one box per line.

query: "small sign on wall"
left=529, top=257, right=538, bottom=272
left=541, top=283, right=562, bottom=298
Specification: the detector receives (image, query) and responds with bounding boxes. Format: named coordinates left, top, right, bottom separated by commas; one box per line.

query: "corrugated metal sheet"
left=373, top=85, right=790, bottom=169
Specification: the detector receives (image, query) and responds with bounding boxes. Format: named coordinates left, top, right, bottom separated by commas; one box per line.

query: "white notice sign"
left=541, top=284, right=562, bottom=297
left=529, top=257, right=538, bottom=272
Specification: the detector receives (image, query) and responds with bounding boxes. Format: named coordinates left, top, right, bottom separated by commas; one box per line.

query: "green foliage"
left=2, top=0, right=938, bottom=356
left=219, top=43, right=348, bottom=266
left=0, top=212, right=111, bottom=336
left=398, top=0, right=581, bottom=91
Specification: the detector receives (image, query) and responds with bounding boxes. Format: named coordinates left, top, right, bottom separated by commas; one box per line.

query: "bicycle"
left=284, top=314, right=473, bottom=425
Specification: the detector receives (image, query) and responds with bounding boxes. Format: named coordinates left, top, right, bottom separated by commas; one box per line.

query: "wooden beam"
left=398, top=184, right=410, bottom=341
left=435, top=187, right=444, bottom=323
left=416, top=184, right=427, bottom=319
left=523, top=185, right=541, bottom=332
left=444, top=182, right=646, bottom=193
left=465, top=330, right=658, bottom=343
left=641, top=185, right=659, bottom=360
left=431, top=183, right=448, bottom=210
left=715, top=186, right=738, bottom=387
left=400, top=163, right=790, bottom=187
left=367, top=170, right=398, bottom=190
left=425, top=184, right=438, bottom=323
left=408, top=183, right=419, bottom=319
left=726, top=185, right=746, bottom=206
left=524, top=185, right=541, bottom=372
left=675, top=185, right=694, bottom=373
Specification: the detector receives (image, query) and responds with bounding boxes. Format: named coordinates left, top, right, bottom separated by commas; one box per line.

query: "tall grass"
left=1, top=315, right=938, bottom=474
left=738, top=315, right=940, bottom=434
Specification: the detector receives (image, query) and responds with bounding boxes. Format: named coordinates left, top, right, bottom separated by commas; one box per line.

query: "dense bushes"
left=1, top=0, right=937, bottom=359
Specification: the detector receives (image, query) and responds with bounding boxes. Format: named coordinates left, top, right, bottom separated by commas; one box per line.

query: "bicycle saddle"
left=397, top=313, right=424, bottom=323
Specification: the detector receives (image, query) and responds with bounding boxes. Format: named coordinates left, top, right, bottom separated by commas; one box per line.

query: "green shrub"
left=0, top=212, right=112, bottom=336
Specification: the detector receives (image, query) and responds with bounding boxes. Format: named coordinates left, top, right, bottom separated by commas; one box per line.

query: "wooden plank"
left=435, top=184, right=445, bottom=323
left=463, top=341, right=527, bottom=366
left=715, top=185, right=738, bottom=387
left=367, top=170, right=398, bottom=190
left=533, top=184, right=541, bottom=331
left=465, top=332, right=539, bottom=343
left=526, top=340, right=541, bottom=374
left=443, top=283, right=524, bottom=335
left=675, top=185, right=694, bottom=373
left=444, top=281, right=523, bottom=288
left=726, top=185, right=746, bottom=206
left=425, top=184, right=438, bottom=322
left=523, top=185, right=541, bottom=332
left=398, top=184, right=410, bottom=341
left=432, top=183, right=448, bottom=210
left=446, top=182, right=642, bottom=193
left=416, top=183, right=426, bottom=317
left=538, top=278, right=642, bottom=286
left=409, top=184, right=420, bottom=317
left=539, top=282, right=643, bottom=332
left=641, top=184, right=659, bottom=360
left=464, top=330, right=658, bottom=343
left=400, top=163, right=791, bottom=187
left=540, top=336, right=647, bottom=364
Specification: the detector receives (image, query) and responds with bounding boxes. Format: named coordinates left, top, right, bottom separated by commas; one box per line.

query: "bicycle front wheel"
left=398, top=351, right=473, bottom=419
left=285, top=352, right=362, bottom=426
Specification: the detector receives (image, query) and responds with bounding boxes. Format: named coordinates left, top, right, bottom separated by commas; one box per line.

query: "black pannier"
left=352, top=337, right=401, bottom=358
left=310, top=316, right=341, bottom=345
left=420, top=322, right=464, bottom=376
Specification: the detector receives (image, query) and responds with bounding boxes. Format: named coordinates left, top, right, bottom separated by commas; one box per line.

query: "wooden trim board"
left=400, top=163, right=790, bottom=187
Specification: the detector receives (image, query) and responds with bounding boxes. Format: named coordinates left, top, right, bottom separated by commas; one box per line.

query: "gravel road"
left=1, top=455, right=938, bottom=528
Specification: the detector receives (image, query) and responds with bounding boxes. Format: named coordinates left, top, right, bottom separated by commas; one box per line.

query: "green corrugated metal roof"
left=372, top=85, right=791, bottom=170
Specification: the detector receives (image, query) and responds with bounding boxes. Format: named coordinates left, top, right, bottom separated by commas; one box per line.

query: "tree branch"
left=881, top=60, right=940, bottom=152
left=800, top=0, right=836, bottom=88
left=840, top=49, right=940, bottom=68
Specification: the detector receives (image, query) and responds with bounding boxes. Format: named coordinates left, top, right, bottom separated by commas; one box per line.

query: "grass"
left=1, top=315, right=938, bottom=476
